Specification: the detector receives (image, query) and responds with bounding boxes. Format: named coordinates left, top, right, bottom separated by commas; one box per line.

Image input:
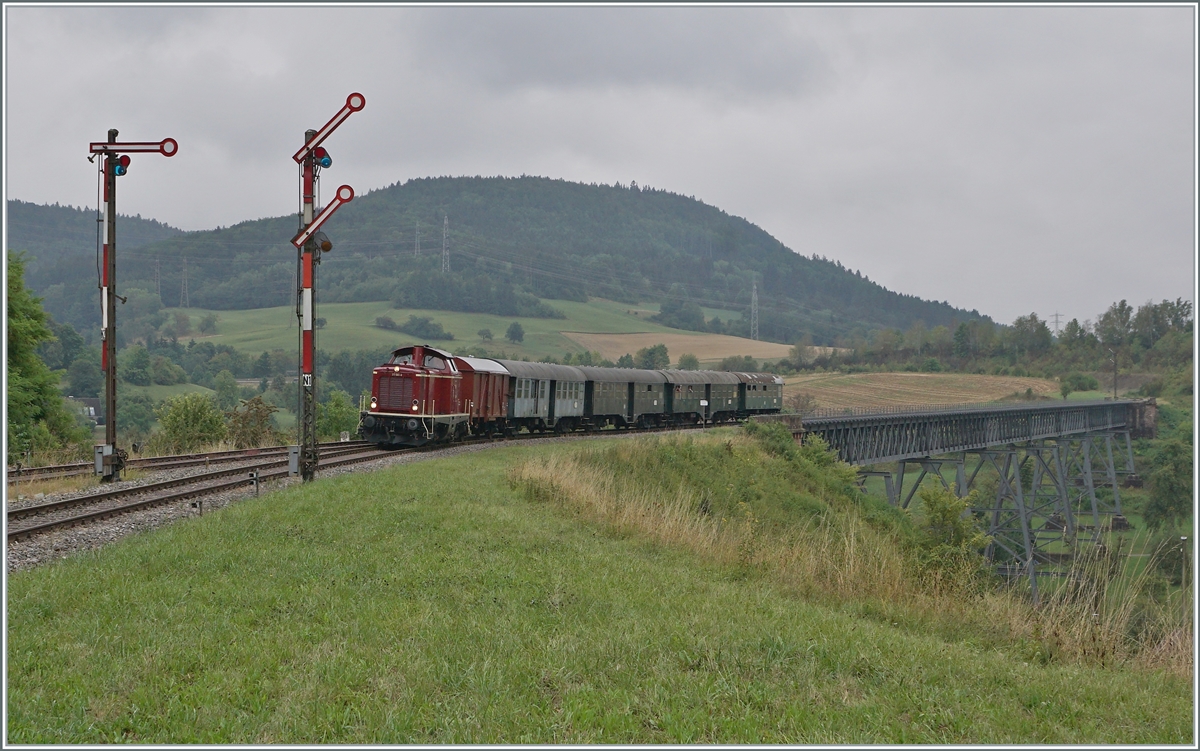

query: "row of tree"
left=779, top=299, right=1192, bottom=378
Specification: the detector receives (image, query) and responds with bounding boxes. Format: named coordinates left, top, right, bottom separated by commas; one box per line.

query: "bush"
left=399, top=315, right=454, bottom=341
left=317, top=390, right=360, bottom=441
left=912, top=484, right=991, bottom=587
left=719, top=355, right=758, bottom=372
left=212, top=369, right=240, bottom=411
left=374, top=316, right=398, bottom=331
left=226, top=395, right=279, bottom=449
left=155, top=393, right=226, bottom=453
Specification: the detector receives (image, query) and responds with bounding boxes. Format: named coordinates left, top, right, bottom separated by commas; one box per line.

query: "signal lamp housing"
left=311, top=231, right=332, bottom=252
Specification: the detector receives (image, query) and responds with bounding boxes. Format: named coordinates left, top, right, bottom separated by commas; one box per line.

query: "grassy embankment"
left=164, top=298, right=766, bottom=366
left=7, top=430, right=1190, bottom=743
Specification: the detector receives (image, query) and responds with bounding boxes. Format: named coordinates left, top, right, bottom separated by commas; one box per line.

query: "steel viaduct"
left=759, top=399, right=1158, bottom=600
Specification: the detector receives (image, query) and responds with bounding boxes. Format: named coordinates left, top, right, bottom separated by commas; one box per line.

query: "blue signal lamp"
left=113, top=154, right=131, bottom=176
left=314, top=146, right=332, bottom=169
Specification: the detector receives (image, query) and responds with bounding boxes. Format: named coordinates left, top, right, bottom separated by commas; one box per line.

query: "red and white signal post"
left=291, top=92, right=365, bottom=482
left=88, top=131, right=179, bottom=481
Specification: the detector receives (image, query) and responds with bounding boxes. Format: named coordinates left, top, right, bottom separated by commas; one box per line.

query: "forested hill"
left=7, top=178, right=988, bottom=345
left=6, top=199, right=185, bottom=332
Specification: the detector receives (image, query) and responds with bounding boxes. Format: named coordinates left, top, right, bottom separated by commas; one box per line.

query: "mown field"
left=784, top=372, right=1063, bottom=409
left=7, top=433, right=1190, bottom=744
left=168, top=298, right=765, bottom=365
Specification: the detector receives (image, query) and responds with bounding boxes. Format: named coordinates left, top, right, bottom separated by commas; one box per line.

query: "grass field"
left=6, top=435, right=1190, bottom=744
left=167, top=298, right=771, bottom=365
left=562, top=331, right=792, bottom=363
left=784, top=372, right=1062, bottom=409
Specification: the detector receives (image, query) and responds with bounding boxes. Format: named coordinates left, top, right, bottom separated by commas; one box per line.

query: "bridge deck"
left=767, top=399, right=1148, bottom=466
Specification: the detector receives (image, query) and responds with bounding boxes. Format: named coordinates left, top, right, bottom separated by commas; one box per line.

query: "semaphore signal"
left=87, top=129, right=178, bottom=482
left=292, top=92, right=366, bottom=483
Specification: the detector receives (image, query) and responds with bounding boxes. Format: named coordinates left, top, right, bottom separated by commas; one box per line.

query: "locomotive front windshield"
left=389, top=353, right=414, bottom=366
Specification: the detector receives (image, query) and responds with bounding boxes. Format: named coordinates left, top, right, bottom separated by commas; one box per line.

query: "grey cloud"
left=404, top=7, right=832, bottom=100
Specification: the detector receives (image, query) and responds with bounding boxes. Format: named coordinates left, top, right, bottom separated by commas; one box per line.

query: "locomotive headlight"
left=370, top=397, right=378, bottom=409
left=411, top=399, right=419, bottom=412
left=393, top=366, right=400, bottom=372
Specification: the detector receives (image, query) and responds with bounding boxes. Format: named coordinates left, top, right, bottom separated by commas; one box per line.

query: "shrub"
left=226, top=395, right=279, bottom=449
left=374, top=316, right=398, bottom=331
left=317, top=390, right=360, bottom=441
left=155, top=393, right=226, bottom=452
left=399, top=316, right=453, bottom=341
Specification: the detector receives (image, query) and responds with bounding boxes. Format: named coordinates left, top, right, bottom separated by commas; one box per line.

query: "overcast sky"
left=4, top=4, right=1195, bottom=326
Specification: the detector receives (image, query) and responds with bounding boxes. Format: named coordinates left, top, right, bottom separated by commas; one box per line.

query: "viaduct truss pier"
left=764, top=399, right=1158, bottom=600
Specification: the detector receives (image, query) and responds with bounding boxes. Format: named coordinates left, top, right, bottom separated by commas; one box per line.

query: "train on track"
left=359, top=344, right=784, bottom=447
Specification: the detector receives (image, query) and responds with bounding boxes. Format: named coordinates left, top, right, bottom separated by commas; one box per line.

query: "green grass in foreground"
left=7, top=442, right=1191, bottom=743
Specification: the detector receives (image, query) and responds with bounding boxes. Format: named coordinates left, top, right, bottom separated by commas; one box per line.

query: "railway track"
left=6, top=440, right=374, bottom=484
left=7, top=422, right=714, bottom=544
left=7, top=443, right=392, bottom=543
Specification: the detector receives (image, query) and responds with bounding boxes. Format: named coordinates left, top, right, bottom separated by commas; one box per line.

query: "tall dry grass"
left=510, top=434, right=1192, bottom=677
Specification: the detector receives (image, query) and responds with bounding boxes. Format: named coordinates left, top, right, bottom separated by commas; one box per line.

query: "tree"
left=117, top=390, right=157, bottom=436
left=155, top=392, right=226, bottom=452
left=121, top=345, right=152, bottom=386
left=316, top=390, right=359, bottom=441
left=150, top=355, right=186, bottom=385
left=505, top=321, right=525, bottom=343
left=198, top=313, right=219, bottom=334
left=7, top=254, right=88, bottom=460
left=1095, top=300, right=1133, bottom=349
left=173, top=310, right=192, bottom=336
left=1144, top=438, right=1194, bottom=530
left=677, top=353, right=700, bottom=370
left=66, top=347, right=103, bottom=398
left=213, top=369, right=240, bottom=411
left=634, top=343, right=669, bottom=369
left=616, top=353, right=634, bottom=368
left=477, top=328, right=493, bottom=341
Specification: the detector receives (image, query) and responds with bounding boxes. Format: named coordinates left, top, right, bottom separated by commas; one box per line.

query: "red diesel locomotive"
left=360, top=345, right=507, bottom=445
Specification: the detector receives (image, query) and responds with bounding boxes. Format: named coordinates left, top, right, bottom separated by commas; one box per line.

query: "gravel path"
left=5, top=430, right=681, bottom=574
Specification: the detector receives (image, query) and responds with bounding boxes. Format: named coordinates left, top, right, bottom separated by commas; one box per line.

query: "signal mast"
left=291, top=93, right=365, bottom=482
left=87, top=131, right=178, bottom=481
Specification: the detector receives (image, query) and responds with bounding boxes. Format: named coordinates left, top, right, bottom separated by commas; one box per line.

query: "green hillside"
left=6, top=434, right=1189, bottom=743
left=184, top=298, right=734, bottom=362
left=7, top=178, right=989, bottom=346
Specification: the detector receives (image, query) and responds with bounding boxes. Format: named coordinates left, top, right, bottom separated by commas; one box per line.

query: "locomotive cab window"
left=423, top=355, right=445, bottom=369
left=390, top=353, right=414, bottom=365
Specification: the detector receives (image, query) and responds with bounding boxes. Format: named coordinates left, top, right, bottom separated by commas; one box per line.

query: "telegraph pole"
left=88, top=133, right=178, bottom=481
left=291, top=92, right=365, bottom=482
